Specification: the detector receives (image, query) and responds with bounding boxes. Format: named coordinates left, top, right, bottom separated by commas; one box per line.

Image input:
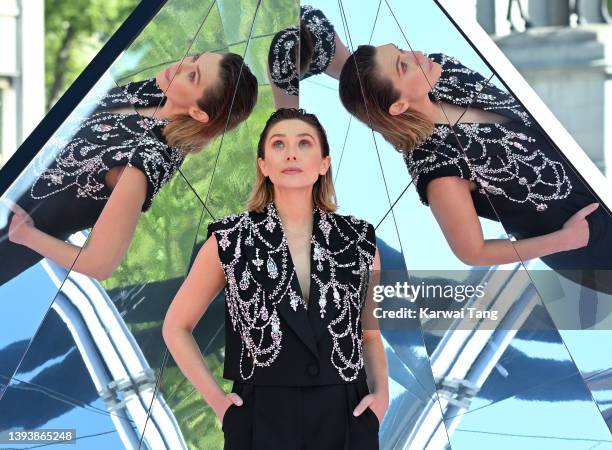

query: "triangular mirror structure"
left=1, top=0, right=612, bottom=448
left=298, top=0, right=612, bottom=448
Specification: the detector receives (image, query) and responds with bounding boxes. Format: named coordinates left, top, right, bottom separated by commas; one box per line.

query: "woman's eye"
left=401, top=62, right=408, bottom=72
left=189, top=71, right=196, bottom=81
left=298, top=140, right=311, bottom=148
left=272, top=140, right=285, bottom=149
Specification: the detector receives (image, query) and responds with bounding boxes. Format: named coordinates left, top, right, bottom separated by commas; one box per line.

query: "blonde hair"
left=246, top=108, right=337, bottom=213
left=339, top=45, right=434, bottom=153
left=162, top=53, right=258, bottom=153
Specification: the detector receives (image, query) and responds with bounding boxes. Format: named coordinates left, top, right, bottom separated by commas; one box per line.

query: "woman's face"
left=155, top=51, right=223, bottom=119
left=258, top=119, right=331, bottom=191
left=374, top=43, right=442, bottom=115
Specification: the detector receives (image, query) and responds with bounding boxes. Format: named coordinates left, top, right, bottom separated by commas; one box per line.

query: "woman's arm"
left=267, top=31, right=349, bottom=109
left=267, top=64, right=299, bottom=110
left=162, top=235, right=239, bottom=423
left=356, top=246, right=389, bottom=422
left=323, top=32, right=350, bottom=79
left=7, top=164, right=148, bottom=280
left=426, top=176, right=599, bottom=266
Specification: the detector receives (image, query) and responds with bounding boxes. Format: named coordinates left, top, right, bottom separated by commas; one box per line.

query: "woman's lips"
left=427, top=58, right=433, bottom=71
left=282, top=169, right=302, bottom=174
left=164, top=67, right=170, bottom=81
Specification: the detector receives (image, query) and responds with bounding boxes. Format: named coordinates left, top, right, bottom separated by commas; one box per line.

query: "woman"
left=338, top=44, right=612, bottom=302
left=1, top=51, right=258, bottom=286
left=267, top=5, right=350, bottom=109
left=163, top=108, right=388, bottom=449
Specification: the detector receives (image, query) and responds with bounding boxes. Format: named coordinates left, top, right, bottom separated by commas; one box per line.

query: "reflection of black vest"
left=427, top=53, right=533, bottom=127
left=206, top=201, right=377, bottom=386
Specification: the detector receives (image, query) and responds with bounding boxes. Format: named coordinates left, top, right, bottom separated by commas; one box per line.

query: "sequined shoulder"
left=332, top=213, right=377, bottom=265
left=206, top=211, right=247, bottom=241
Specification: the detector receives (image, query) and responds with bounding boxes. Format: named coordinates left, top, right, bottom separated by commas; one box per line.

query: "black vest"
left=426, top=52, right=533, bottom=127
left=206, top=201, right=377, bottom=386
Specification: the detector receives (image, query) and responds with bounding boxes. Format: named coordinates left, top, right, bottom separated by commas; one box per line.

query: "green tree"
left=44, top=0, right=139, bottom=109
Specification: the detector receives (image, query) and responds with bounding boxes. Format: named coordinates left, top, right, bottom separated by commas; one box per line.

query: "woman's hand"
left=4, top=200, right=36, bottom=246
left=561, top=203, right=599, bottom=251
left=216, top=392, right=244, bottom=425
left=353, top=391, right=389, bottom=424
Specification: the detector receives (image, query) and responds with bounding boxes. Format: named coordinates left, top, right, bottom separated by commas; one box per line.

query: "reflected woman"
left=163, top=108, right=388, bottom=449
left=338, top=45, right=612, bottom=302
left=1, top=51, right=258, bottom=286
left=267, top=5, right=350, bottom=109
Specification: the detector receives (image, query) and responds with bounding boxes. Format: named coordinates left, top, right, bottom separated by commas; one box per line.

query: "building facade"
left=0, top=0, right=45, bottom=165
left=475, top=0, right=612, bottom=175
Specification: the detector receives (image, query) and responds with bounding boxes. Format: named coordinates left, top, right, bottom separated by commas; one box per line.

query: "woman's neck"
left=274, top=192, right=314, bottom=234
left=414, top=97, right=476, bottom=125
left=137, top=105, right=173, bottom=119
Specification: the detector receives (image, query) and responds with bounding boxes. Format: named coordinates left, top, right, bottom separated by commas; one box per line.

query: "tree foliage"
left=91, top=0, right=296, bottom=447
left=44, top=0, right=139, bottom=109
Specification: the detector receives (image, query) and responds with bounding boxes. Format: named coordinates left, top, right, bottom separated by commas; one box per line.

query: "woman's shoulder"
left=207, top=210, right=249, bottom=234
left=406, top=125, right=454, bottom=160
left=328, top=210, right=376, bottom=245
left=428, top=52, right=459, bottom=66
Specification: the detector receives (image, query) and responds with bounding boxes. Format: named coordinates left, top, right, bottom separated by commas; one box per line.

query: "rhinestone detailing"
left=406, top=54, right=573, bottom=213
left=267, top=254, right=278, bottom=279
left=406, top=122, right=572, bottom=213
left=207, top=202, right=377, bottom=381
left=28, top=78, right=183, bottom=212
left=269, top=5, right=336, bottom=96
left=428, top=53, right=533, bottom=128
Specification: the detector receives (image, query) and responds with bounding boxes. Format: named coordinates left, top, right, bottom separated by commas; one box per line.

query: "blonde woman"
left=163, top=108, right=388, bottom=449
left=2, top=52, right=258, bottom=286
left=339, top=45, right=611, bottom=304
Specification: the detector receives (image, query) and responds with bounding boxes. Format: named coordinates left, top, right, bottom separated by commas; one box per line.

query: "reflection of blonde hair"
left=162, top=53, right=258, bottom=153
left=339, top=45, right=434, bottom=153
left=246, top=109, right=337, bottom=213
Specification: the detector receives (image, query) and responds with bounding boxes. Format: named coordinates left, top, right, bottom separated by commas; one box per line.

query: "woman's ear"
left=319, top=155, right=331, bottom=176
left=188, top=106, right=210, bottom=124
left=257, top=157, right=268, bottom=177
left=388, top=99, right=409, bottom=116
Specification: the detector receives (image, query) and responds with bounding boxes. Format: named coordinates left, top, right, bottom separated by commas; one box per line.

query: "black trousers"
left=221, top=378, right=380, bottom=450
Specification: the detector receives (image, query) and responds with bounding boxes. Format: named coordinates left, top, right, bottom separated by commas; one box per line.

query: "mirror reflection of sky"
left=303, top=0, right=612, bottom=447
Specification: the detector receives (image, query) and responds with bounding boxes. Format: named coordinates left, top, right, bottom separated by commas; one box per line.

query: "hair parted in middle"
left=246, top=108, right=337, bottom=213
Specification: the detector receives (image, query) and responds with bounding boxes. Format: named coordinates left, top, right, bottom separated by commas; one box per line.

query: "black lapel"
left=308, top=210, right=357, bottom=341
left=243, top=201, right=320, bottom=361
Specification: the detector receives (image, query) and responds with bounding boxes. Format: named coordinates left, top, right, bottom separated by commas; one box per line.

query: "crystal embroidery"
left=319, top=216, right=332, bottom=244
left=267, top=254, right=278, bottom=279
left=239, top=269, right=250, bottom=290
left=268, top=5, right=337, bottom=96
left=29, top=78, right=184, bottom=212
left=405, top=54, right=572, bottom=213
left=207, top=202, right=377, bottom=381
left=289, top=288, right=305, bottom=311
left=219, top=233, right=231, bottom=251
left=405, top=122, right=572, bottom=212
left=314, top=242, right=324, bottom=271
left=252, top=248, right=264, bottom=271
left=428, top=53, right=533, bottom=128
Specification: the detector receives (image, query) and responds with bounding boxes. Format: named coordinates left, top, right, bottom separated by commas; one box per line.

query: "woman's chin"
left=155, top=73, right=167, bottom=90
left=274, top=180, right=313, bottom=191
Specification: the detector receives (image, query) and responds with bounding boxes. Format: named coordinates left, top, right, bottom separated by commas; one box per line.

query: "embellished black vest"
left=404, top=53, right=581, bottom=228
left=206, top=201, right=377, bottom=385
left=28, top=78, right=184, bottom=213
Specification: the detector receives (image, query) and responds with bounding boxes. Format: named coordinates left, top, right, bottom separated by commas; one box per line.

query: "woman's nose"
left=285, top=146, right=297, bottom=160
